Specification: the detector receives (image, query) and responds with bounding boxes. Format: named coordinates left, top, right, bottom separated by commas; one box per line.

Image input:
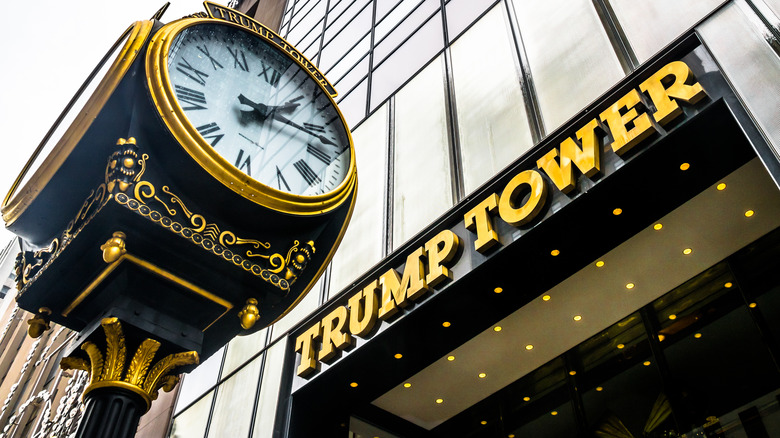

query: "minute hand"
left=272, top=113, right=336, bottom=146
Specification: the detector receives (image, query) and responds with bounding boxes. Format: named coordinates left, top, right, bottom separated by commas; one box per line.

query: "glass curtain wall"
left=169, top=0, right=780, bottom=435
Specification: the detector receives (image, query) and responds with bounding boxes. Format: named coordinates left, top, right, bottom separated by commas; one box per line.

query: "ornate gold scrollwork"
left=14, top=238, right=60, bottom=291
left=59, top=317, right=199, bottom=412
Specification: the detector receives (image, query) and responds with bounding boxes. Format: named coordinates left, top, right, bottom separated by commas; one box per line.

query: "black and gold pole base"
left=60, top=317, right=199, bottom=438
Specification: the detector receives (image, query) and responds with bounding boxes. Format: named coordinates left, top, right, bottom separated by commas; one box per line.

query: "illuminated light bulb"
left=596, top=386, right=603, bottom=392
left=717, top=183, right=726, bottom=191
left=724, top=282, right=733, bottom=288
left=350, top=382, right=358, bottom=387
left=551, top=249, right=560, bottom=256
left=447, top=355, right=455, bottom=361
left=551, top=411, right=559, bottom=416
left=478, top=373, right=487, bottom=378
left=523, top=397, right=530, bottom=402
left=683, top=248, right=692, bottom=255
left=525, top=344, right=534, bottom=351
left=442, top=321, right=451, bottom=327
left=573, top=315, right=582, bottom=321
left=403, top=382, right=412, bottom=388
left=493, top=326, right=502, bottom=332
left=626, top=283, right=635, bottom=290
left=643, top=361, right=651, bottom=366
left=668, top=314, right=677, bottom=320
left=617, top=344, right=625, bottom=349
left=494, top=287, right=503, bottom=294
left=694, top=333, right=702, bottom=339
left=542, top=295, right=551, bottom=301
left=749, top=302, right=757, bottom=308
left=745, top=210, right=755, bottom=217
left=680, top=162, right=690, bottom=171
left=394, top=353, right=403, bottom=359
left=653, top=223, right=663, bottom=230
left=595, top=260, right=605, bottom=267
left=435, top=398, right=444, bottom=404
left=613, top=208, right=623, bottom=216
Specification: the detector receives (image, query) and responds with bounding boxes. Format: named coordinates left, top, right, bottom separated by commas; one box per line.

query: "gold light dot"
left=394, top=353, right=403, bottom=359
left=493, top=326, right=502, bottom=332
left=643, top=361, right=651, bottom=366
left=749, top=302, right=757, bottom=308
left=683, top=248, right=693, bottom=255
left=725, top=282, right=733, bottom=288
left=435, top=398, right=444, bottom=404
left=745, top=210, right=755, bottom=217
left=509, top=435, right=516, bottom=438
left=617, top=343, right=625, bottom=349
left=658, top=334, right=666, bottom=342
left=542, top=295, right=551, bottom=301
left=478, top=373, right=487, bottom=378
left=551, top=249, right=560, bottom=256
left=494, top=287, right=503, bottom=294
left=573, top=315, right=582, bottom=321
left=626, top=283, right=635, bottom=290
left=653, top=223, right=663, bottom=230
left=442, top=321, right=451, bottom=327
left=480, top=421, right=487, bottom=425
left=595, top=260, right=605, bottom=268
left=523, top=397, right=530, bottom=402
left=551, top=411, right=559, bottom=416
left=694, top=333, right=702, bottom=339
left=525, top=344, right=534, bottom=351
left=447, top=355, right=455, bottom=361
left=596, top=386, right=603, bottom=392
left=613, top=208, right=623, bottom=216
left=350, top=382, right=358, bottom=387
left=668, top=314, right=677, bottom=320
left=569, top=371, right=577, bottom=376
left=717, top=183, right=726, bottom=191
left=403, top=382, right=412, bottom=388
left=680, top=162, right=690, bottom=171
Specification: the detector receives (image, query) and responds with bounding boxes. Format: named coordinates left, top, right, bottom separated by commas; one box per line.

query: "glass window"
left=608, top=0, right=723, bottom=63
left=374, top=0, right=440, bottom=63
left=320, top=1, right=372, bottom=72
left=252, top=341, right=287, bottom=438
left=332, top=56, right=370, bottom=99
left=370, top=13, right=445, bottom=109
left=222, top=327, right=268, bottom=376
left=175, top=347, right=224, bottom=414
left=392, top=55, right=453, bottom=248
left=169, top=390, right=214, bottom=438
left=329, top=104, right=388, bottom=297
left=444, top=0, right=497, bottom=42
left=207, top=355, right=264, bottom=438
left=337, top=78, right=368, bottom=128
left=270, top=276, right=323, bottom=340
left=376, top=0, right=405, bottom=24
left=697, top=3, right=780, bottom=162
left=450, top=5, right=534, bottom=194
left=509, top=0, right=624, bottom=131
left=287, top=0, right=326, bottom=49
left=325, top=34, right=371, bottom=85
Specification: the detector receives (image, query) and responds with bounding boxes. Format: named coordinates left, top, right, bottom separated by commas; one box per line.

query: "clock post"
left=2, top=4, right=356, bottom=438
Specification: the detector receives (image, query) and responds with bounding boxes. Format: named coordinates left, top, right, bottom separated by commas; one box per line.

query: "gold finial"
left=238, top=298, right=260, bottom=330
left=100, top=232, right=127, bottom=263
left=27, top=307, right=52, bottom=338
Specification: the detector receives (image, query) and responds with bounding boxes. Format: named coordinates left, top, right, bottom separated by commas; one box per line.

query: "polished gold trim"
left=62, top=253, right=233, bottom=331
left=62, top=317, right=199, bottom=412
left=2, top=21, right=155, bottom=226
left=145, top=17, right=357, bottom=215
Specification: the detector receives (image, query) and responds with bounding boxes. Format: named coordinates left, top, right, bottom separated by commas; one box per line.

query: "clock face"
left=165, top=23, right=351, bottom=197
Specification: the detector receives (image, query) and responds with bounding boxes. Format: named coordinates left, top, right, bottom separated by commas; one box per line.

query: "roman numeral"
left=303, top=123, right=325, bottom=133
left=176, top=58, right=209, bottom=86
left=294, top=160, right=321, bottom=186
left=175, top=85, right=207, bottom=111
left=227, top=47, right=249, bottom=71
left=276, top=166, right=291, bottom=191
left=196, top=122, right=224, bottom=146
left=258, top=61, right=281, bottom=87
left=235, top=149, right=251, bottom=176
left=197, top=45, right=224, bottom=70
left=306, top=144, right=330, bottom=164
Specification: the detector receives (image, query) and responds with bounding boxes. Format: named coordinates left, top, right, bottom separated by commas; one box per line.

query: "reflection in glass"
left=207, top=355, right=263, bottom=437
left=330, top=104, right=388, bottom=296
left=509, top=0, right=623, bottom=130
left=253, top=342, right=287, bottom=438
left=174, top=346, right=224, bottom=414
left=271, top=276, right=323, bottom=340
left=445, top=0, right=496, bottom=41
left=222, top=327, right=268, bottom=376
left=392, top=55, right=452, bottom=248
left=608, top=0, right=722, bottom=62
left=450, top=5, right=533, bottom=193
left=169, top=390, right=214, bottom=438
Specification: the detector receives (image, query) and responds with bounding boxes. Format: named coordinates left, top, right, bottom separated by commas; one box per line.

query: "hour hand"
left=238, top=94, right=269, bottom=122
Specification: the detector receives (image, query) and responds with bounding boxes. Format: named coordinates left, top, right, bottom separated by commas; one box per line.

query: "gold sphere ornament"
left=238, top=298, right=260, bottom=330
left=100, top=231, right=127, bottom=263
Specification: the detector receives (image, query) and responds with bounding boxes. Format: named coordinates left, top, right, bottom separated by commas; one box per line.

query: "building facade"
left=2, top=0, right=780, bottom=437
left=167, top=0, right=780, bottom=437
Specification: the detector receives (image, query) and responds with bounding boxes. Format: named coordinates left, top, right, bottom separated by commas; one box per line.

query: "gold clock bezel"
left=145, top=18, right=357, bottom=215
left=2, top=21, right=155, bottom=227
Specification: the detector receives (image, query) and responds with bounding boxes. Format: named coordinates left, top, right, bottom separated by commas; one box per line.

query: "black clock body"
left=6, top=12, right=356, bottom=362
